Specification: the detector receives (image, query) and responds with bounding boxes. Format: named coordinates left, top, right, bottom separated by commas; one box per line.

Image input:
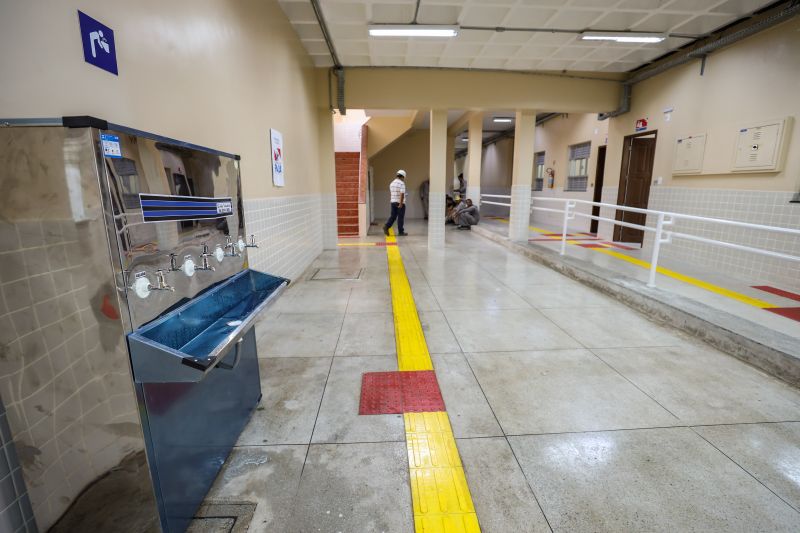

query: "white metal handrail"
left=480, top=193, right=800, bottom=288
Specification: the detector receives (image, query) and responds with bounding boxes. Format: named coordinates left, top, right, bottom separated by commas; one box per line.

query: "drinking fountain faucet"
left=168, top=253, right=181, bottom=272
left=169, top=252, right=196, bottom=277
left=197, top=243, right=215, bottom=271
left=245, top=234, right=258, bottom=248
left=151, top=270, right=175, bottom=292
left=224, top=236, right=240, bottom=257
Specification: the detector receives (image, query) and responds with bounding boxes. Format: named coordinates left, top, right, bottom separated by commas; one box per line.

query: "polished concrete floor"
left=203, top=221, right=800, bottom=532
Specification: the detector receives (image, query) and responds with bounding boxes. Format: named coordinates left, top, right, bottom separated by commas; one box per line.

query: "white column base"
left=428, top=191, right=445, bottom=249
left=321, top=193, right=338, bottom=249
left=509, top=185, right=531, bottom=242
left=465, top=185, right=481, bottom=206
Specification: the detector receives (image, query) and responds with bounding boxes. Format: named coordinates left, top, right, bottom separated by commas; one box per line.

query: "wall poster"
left=270, top=129, right=285, bottom=187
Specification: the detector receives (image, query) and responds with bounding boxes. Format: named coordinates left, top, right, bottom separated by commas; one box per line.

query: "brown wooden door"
left=590, top=145, right=606, bottom=235
left=615, top=133, right=656, bottom=243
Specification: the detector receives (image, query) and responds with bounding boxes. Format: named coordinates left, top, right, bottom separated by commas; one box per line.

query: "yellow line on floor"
left=592, top=248, right=776, bottom=308
left=494, top=218, right=775, bottom=309
left=384, top=229, right=481, bottom=533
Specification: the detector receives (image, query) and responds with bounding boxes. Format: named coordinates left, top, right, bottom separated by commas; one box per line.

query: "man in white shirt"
left=383, top=169, right=408, bottom=236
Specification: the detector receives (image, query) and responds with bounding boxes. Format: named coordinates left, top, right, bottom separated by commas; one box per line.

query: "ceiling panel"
left=279, top=0, right=778, bottom=74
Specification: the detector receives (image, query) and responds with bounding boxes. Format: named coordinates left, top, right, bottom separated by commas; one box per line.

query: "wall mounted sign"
left=100, top=133, right=122, bottom=158
left=270, top=129, right=285, bottom=187
left=78, top=11, right=118, bottom=75
left=635, top=118, right=649, bottom=132
left=139, top=194, right=233, bottom=223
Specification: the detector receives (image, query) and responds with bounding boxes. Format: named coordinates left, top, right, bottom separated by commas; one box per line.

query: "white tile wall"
left=244, top=194, right=325, bottom=282
left=0, top=219, right=142, bottom=530
left=320, top=193, right=338, bottom=250
left=642, top=188, right=800, bottom=291
left=597, top=186, right=619, bottom=240
left=427, top=191, right=446, bottom=248
left=530, top=187, right=596, bottom=233
left=509, top=185, right=532, bottom=242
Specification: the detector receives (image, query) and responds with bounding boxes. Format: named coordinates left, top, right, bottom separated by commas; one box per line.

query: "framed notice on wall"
left=270, top=129, right=285, bottom=187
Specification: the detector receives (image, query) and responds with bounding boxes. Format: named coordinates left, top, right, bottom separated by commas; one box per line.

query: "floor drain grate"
left=310, top=267, right=363, bottom=280
left=188, top=501, right=256, bottom=533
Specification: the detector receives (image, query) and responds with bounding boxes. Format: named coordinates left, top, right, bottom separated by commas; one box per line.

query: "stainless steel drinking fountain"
left=0, top=117, right=288, bottom=532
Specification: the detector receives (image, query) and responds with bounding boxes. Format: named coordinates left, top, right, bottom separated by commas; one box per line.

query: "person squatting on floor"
left=446, top=195, right=466, bottom=224
left=453, top=198, right=480, bottom=230
left=383, top=169, right=408, bottom=236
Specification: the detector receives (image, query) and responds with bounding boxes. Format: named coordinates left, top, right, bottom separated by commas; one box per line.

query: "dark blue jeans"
left=384, top=202, right=405, bottom=234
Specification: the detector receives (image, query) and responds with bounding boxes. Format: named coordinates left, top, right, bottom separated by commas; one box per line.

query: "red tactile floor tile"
left=359, top=372, right=403, bottom=415
left=359, top=370, right=445, bottom=415
left=753, top=286, right=800, bottom=303
left=400, top=371, right=445, bottom=412
left=765, top=307, right=800, bottom=323
left=578, top=243, right=608, bottom=248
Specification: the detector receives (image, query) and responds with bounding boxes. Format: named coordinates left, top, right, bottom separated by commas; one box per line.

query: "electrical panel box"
left=731, top=117, right=793, bottom=172
left=672, top=133, right=706, bottom=175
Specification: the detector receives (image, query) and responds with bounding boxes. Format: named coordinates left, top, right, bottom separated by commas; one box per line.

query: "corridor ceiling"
left=279, top=0, right=777, bottom=73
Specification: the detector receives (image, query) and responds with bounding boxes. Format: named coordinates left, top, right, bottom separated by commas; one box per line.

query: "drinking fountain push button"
left=182, top=256, right=196, bottom=277
left=132, top=272, right=151, bottom=299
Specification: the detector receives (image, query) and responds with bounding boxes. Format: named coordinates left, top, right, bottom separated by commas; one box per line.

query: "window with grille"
left=533, top=152, right=545, bottom=191
left=566, top=142, right=591, bottom=192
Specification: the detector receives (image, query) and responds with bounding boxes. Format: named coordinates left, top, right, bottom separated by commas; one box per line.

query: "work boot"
left=382, top=225, right=390, bottom=236
left=398, top=232, right=408, bottom=236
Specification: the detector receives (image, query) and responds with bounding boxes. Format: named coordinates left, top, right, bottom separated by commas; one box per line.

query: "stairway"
left=335, top=152, right=360, bottom=236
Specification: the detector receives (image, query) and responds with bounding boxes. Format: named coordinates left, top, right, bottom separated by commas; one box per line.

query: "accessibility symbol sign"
left=78, top=11, right=118, bottom=75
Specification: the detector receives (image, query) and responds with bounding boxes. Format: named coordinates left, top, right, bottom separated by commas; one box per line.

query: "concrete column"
left=317, top=107, right=338, bottom=249
left=509, top=109, right=536, bottom=242
left=446, top=134, right=455, bottom=190
left=428, top=109, right=448, bottom=249
left=466, top=112, right=483, bottom=204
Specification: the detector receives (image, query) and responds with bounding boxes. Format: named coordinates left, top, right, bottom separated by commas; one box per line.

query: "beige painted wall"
left=606, top=18, right=800, bottom=192
left=366, top=114, right=415, bottom=158
left=369, top=129, right=429, bottom=218
left=0, top=0, right=330, bottom=199
left=481, top=138, right=515, bottom=193
left=343, top=68, right=621, bottom=113
left=535, top=114, right=609, bottom=191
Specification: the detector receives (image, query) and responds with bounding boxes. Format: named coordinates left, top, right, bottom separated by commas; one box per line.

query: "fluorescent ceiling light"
left=581, top=32, right=665, bottom=44
left=493, top=117, right=513, bottom=123
left=369, top=25, right=459, bottom=38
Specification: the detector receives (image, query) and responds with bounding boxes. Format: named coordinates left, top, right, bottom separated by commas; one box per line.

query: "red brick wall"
left=335, top=152, right=360, bottom=236
left=359, top=124, right=368, bottom=205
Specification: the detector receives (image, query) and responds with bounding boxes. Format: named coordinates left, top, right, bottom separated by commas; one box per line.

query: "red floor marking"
left=765, top=307, right=800, bottom=322
left=374, top=242, right=398, bottom=247
left=603, top=242, right=637, bottom=251
left=359, top=372, right=403, bottom=415
left=541, top=233, right=582, bottom=237
left=752, top=286, right=800, bottom=303
left=400, top=371, right=445, bottom=412
left=578, top=243, right=609, bottom=248
left=359, top=370, right=445, bottom=415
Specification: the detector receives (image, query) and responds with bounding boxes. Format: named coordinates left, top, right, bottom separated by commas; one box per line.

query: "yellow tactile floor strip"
left=493, top=218, right=775, bottom=309
left=384, top=229, right=481, bottom=532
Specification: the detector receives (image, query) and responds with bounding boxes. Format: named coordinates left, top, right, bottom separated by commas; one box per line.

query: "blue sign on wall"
left=78, top=11, right=118, bottom=75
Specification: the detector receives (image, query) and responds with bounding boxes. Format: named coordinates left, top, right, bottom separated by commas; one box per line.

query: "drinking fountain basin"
left=128, top=269, right=288, bottom=383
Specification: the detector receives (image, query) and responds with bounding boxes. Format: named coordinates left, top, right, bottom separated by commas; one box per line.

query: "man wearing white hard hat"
left=383, top=169, right=408, bottom=236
